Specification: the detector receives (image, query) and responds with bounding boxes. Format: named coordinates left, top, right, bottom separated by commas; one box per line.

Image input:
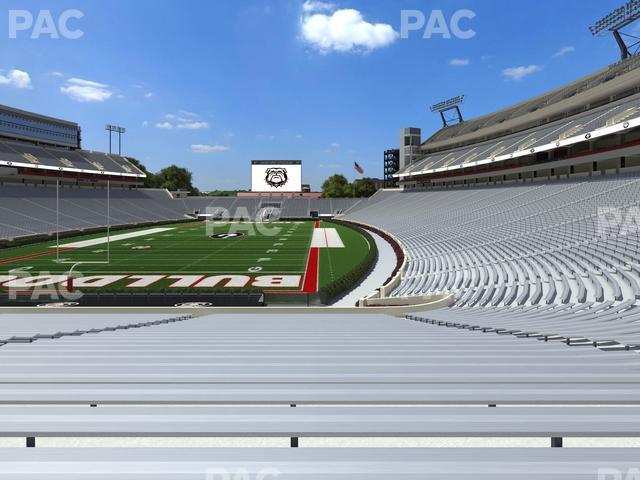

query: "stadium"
left=2, top=1, right=640, bottom=477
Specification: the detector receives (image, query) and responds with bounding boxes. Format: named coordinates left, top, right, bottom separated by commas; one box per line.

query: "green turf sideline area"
left=0, top=220, right=371, bottom=295
left=318, top=221, right=372, bottom=287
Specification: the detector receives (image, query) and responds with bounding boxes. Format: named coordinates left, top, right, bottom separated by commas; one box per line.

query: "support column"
left=290, top=404, right=298, bottom=448
left=551, top=437, right=563, bottom=448
left=26, top=437, right=35, bottom=448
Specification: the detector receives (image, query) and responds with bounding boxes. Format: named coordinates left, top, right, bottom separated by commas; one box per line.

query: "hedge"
left=316, top=219, right=378, bottom=304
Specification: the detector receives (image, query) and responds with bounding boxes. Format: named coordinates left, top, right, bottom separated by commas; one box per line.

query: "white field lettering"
left=2, top=274, right=302, bottom=290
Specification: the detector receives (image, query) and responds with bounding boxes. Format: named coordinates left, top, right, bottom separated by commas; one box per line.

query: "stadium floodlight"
left=589, top=1, right=640, bottom=59
left=430, top=95, right=465, bottom=128
left=105, top=124, right=126, bottom=155
left=430, top=95, right=465, bottom=113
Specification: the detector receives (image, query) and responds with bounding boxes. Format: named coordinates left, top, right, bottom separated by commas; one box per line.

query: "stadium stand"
left=396, top=55, right=640, bottom=188
left=0, top=185, right=362, bottom=240
left=3, top=449, right=640, bottom=479
left=400, top=91, right=640, bottom=177
left=341, top=57, right=640, bottom=341
left=0, top=186, right=187, bottom=239
left=1, top=313, right=639, bottom=476
left=344, top=176, right=640, bottom=307
left=342, top=178, right=640, bottom=348
left=0, top=138, right=145, bottom=179
left=425, top=55, right=640, bottom=147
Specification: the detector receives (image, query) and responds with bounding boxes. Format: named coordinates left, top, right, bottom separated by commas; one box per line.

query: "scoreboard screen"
left=251, top=160, right=302, bottom=192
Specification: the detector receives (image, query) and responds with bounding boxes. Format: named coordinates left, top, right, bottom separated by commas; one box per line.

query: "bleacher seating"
left=1, top=313, right=639, bottom=476
left=400, top=92, right=640, bottom=177
left=423, top=54, right=640, bottom=148
left=0, top=186, right=187, bottom=239
left=0, top=185, right=362, bottom=240
left=344, top=175, right=640, bottom=336
left=0, top=138, right=145, bottom=178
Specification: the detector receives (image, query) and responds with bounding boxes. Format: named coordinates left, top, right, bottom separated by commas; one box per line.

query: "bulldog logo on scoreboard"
left=265, top=168, right=288, bottom=188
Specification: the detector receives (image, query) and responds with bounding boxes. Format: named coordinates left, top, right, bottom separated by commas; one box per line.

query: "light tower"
left=105, top=124, right=126, bottom=155
left=590, top=1, right=640, bottom=60
left=430, top=95, right=465, bottom=128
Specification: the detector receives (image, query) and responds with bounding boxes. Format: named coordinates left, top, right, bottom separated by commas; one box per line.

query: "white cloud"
left=155, top=122, right=173, bottom=129
left=301, top=4, right=397, bottom=54
left=0, top=69, right=32, bottom=89
left=144, top=92, right=153, bottom=98
left=142, top=121, right=149, bottom=127
left=191, top=144, right=230, bottom=153
left=256, top=133, right=275, bottom=140
left=502, top=65, right=541, bottom=81
left=302, top=0, right=335, bottom=12
left=323, top=143, right=341, bottom=153
left=449, top=58, right=470, bottom=66
left=552, top=46, right=575, bottom=58
left=51, top=71, right=64, bottom=77
left=60, top=78, right=112, bottom=102
left=160, top=112, right=209, bottom=130
left=177, top=121, right=209, bottom=130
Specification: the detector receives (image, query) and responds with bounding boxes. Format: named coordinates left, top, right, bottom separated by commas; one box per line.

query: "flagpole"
left=353, top=162, right=363, bottom=198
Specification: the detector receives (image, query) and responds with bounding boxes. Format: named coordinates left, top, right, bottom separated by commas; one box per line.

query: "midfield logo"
left=210, top=233, right=245, bottom=239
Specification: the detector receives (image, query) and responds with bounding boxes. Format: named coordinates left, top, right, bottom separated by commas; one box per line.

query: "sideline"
left=331, top=229, right=397, bottom=307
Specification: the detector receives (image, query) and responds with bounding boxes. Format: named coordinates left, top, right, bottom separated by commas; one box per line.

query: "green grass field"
left=0, top=220, right=371, bottom=294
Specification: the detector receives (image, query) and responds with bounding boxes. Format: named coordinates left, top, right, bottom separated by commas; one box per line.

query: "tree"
left=125, top=157, right=157, bottom=188
left=321, top=174, right=352, bottom=198
left=154, top=165, right=199, bottom=194
left=123, top=159, right=200, bottom=195
left=353, top=177, right=377, bottom=198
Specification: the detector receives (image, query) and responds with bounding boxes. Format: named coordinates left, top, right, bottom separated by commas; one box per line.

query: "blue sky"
left=0, top=0, right=630, bottom=190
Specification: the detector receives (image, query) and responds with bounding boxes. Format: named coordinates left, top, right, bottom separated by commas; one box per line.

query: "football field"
left=0, top=220, right=372, bottom=294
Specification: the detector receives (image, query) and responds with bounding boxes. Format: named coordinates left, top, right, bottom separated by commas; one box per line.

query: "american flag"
left=354, top=161, right=364, bottom=174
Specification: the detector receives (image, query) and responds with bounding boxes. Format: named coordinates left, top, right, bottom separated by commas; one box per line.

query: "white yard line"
left=311, top=228, right=344, bottom=248
left=50, top=228, right=175, bottom=249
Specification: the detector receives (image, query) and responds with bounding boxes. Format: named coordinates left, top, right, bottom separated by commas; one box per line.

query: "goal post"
left=55, top=178, right=112, bottom=292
